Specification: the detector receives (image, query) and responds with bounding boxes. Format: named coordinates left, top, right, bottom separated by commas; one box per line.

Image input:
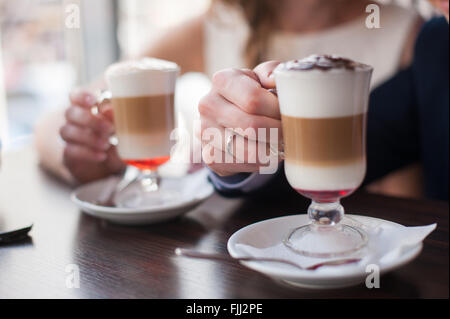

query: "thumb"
left=253, top=61, right=281, bottom=89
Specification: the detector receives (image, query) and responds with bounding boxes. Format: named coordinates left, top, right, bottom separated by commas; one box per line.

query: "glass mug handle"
left=90, top=90, right=118, bottom=146
left=91, top=90, right=112, bottom=115
left=267, top=88, right=285, bottom=160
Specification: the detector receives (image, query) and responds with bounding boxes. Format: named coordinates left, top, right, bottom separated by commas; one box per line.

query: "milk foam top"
left=274, top=55, right=373, bottom=118
left=105, top=58, right=180, bottom=98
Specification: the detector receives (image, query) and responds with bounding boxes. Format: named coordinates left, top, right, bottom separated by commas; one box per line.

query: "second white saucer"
left=71, top=168, right=214, bottom=225
left=228, top=214, right=422, bottom=289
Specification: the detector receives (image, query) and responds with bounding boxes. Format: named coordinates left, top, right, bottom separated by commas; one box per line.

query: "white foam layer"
left=284, top=161, right=366, bottom=191
left=107, top=58, right=179, bottom=76
left=274, top=64, right=372, bottom=118
left=105, top=58, right=179, bottom=97
left=116, top=133, right=173, bottom=160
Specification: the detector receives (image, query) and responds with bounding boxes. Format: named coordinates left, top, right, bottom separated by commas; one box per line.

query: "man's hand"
left=60, top=89, right=125, bottom=183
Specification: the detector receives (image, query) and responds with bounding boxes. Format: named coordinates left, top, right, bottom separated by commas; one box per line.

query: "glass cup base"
left=114, top=188, right=180, bottom=209
left=283, top=224, right=368, bottom=258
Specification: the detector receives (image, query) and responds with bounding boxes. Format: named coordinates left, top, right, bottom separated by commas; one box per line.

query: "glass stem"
left=308, top=200, right=344, bottom=228
left=140, top=169, right=160, bottom=192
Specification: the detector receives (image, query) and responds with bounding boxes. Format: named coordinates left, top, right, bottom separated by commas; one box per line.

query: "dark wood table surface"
left=0, top=147, right=448, bottom=298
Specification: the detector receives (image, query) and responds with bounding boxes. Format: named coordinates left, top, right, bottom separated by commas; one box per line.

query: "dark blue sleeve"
left=411, top=17, right=449, bottom=200
left=365, top=17, right=449, bottom=201
left=365, top=67, right=420, bottom=185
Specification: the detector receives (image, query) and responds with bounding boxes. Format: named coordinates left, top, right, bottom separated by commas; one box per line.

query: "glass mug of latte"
left=99, top=58, right=180, bottom=207
left=274, top=55, right=373, bottom=258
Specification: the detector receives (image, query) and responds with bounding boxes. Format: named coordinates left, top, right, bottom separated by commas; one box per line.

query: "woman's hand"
left=60, top=89, right=125, bottom=184
left=198, top=61, right=282, bottom=176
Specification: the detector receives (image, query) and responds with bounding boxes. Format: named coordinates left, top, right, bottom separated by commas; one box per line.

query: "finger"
left=253, top=60, right=281, bottom=89
left=212, top=68, right=280, bottom=119
left=200, top=120, right=236, bottom=160
left=199, top=92, right=282, bottom=143
left=65, top=106, right=114, bottom=136
left=200, top=120, right=281, bottom=165
left=69, top=89, right=97, bottom=109
left=60, top=124, right=111, bottom=151
left=99, top=104, right=114, bottom=122
left=239, top=68, right=260, bottom=82
left=207, top=162, right=260, bottom=176
left=104, top=147, right=126, bottom=173
left=201, top=143, right=259, bottom=175
left=64, top=144, right=107, bottom=163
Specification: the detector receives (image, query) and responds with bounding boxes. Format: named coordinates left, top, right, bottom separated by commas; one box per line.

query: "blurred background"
left=0, top=0, right=437, bottom=150
left=0, top=0, right=210, bottom=149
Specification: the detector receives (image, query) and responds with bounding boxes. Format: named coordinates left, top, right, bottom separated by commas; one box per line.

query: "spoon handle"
left=96, top=166, right=139, bottom=207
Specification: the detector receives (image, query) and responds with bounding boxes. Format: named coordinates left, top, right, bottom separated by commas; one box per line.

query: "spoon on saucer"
left=175, top=248, right=361, bottom=271
left=94, top=166, right=139, bottom=207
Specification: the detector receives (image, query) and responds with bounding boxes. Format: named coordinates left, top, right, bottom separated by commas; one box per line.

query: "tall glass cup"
left=274, top=55, right=373, bottom=258
left=103, top=58, right=180, bottom=207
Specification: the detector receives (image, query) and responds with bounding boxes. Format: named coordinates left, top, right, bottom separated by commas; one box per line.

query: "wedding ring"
left=226, top=134, right=234, bottom=157
left=269, top=143, right=285, bottom=159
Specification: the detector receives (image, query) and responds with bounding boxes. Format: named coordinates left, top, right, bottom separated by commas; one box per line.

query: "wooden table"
left=0, top=147, right=448, bottom=298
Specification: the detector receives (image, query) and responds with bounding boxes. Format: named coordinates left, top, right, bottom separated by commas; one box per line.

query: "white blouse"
left=204, top=2, right=420, bottom=88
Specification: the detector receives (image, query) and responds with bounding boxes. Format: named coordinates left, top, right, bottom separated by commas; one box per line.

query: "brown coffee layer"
left=112, top=94, right=175, bottom=135
left=282, top=113, right=366, bottom=166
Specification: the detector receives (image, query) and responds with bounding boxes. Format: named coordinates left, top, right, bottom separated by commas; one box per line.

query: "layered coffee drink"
left=274, top=55, right=372, bottom=257
left=105, top=58, right=179, bottom=171
left=275, top=55, right=372, bottom=202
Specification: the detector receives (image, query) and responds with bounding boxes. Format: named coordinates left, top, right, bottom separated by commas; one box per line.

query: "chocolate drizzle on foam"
left=280, top=54, right=371, bottom=71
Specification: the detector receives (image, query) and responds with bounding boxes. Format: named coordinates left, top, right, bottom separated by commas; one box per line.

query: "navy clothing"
left=213, top=17, right=449, bottom=201
left=367, top=17, right=449, bottom=200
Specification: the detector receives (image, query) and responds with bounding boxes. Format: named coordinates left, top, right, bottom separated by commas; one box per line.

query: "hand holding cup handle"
left=60, top=88, right=125, bottom=184
left=251, top=61, right=285, bottom=160
left=92, top=90, right=112, bottom=115
left=94, top=90, right=118, bottom=147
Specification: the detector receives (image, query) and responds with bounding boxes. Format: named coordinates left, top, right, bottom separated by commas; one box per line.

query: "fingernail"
left=268, top=71, right=274, bottom=79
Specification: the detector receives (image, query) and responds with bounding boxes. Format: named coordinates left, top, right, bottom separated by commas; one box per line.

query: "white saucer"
left=228, top=214, right=422, bottom=289
left=71, top=168, right=214, bottom=225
